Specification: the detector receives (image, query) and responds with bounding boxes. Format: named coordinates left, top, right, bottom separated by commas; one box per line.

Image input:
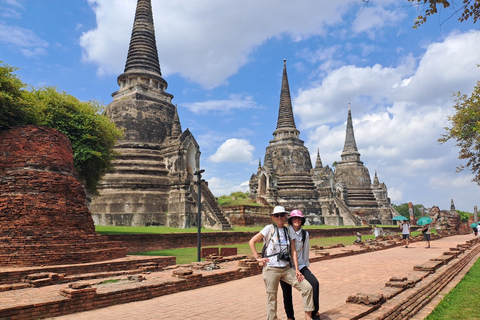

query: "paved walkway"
left=48, top=234, right=477, bottom=320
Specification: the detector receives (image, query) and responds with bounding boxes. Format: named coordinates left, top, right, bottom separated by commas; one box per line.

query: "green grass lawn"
left=95, top=224, right=376, bottom=235
left=97, top=224, right=414, bottom=265
left=425, top=257, right=480, bottom=320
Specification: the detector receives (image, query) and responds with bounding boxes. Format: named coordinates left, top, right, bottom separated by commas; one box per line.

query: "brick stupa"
left=0, top=126, right=126, bottom=266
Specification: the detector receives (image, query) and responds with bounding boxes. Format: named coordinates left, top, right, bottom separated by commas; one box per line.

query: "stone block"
left=201, top=247, right=219, bottom=258
left=220, top=247, right=237, bottom=256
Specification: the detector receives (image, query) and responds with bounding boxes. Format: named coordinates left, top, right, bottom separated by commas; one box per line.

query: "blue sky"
left=1, top=0, right=480, bottom=213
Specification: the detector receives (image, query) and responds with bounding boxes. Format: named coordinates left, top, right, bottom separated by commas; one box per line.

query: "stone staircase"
left=192, top=181, right=232, bottom=230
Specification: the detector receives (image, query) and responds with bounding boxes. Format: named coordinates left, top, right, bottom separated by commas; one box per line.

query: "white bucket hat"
left=271, top=206, right=288, bottom=215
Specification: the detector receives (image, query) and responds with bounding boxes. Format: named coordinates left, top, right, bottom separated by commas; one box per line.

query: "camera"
left=277, top=251, right=291, bottom=262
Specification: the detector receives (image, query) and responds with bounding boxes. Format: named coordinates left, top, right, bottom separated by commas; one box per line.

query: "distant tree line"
left=392, top=202, right=424, bottom=219
left=0, top=62, right=123, bottom=195
left=393, top=202, right=473, bottom=222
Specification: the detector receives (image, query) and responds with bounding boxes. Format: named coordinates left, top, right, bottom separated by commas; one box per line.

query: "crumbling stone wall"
left=0, top=126, right=126, bottom=266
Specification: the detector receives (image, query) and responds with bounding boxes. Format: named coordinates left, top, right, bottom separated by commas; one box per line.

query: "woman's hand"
left=295, top=270, right=304, bottom=282
left=256, top=257, right=269, bottom=266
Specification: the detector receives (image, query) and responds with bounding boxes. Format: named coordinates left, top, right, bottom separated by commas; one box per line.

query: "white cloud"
left=80, top=0, right=353, bottom=88
left=20, top=47, right=47, bottom=57
left=0, top=23, right=48, bottom=54
left=386, top=186, right=403, bottom=203
left=209, top=138, right=255, bottom=163
left=206, top=177, right=250, bottom=197
left=0, top=0, right=23, bottom=19
left=295, top=30, right=480, bottom=211
left=352, top=4, right=406, bottom=38
left=182, top=94, right=260, bottom=115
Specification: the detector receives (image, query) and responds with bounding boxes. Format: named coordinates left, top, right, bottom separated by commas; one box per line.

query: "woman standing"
left=280, top=210, right=320, bottom=320
left=249, top=206, right=314, bottom=320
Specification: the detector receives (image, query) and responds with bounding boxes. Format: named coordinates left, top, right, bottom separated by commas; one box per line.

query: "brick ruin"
left=0, top=125, right=126, bottom=266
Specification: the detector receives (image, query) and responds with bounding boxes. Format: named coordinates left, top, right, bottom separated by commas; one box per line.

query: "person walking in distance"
left=280, top=210, right=320, bottom=320
left=422, top=223, right=431, bottom=248
left=249, top=206, right=314, bottom=320
left=400, top=221, right=411, bottom=248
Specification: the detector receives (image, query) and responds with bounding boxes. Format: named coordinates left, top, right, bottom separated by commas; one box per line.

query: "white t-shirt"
left=260, top=224, right=293, bottom=267
left=289, top=225, right=310, bottom=270
left=401, top=223, right=410, bottom=234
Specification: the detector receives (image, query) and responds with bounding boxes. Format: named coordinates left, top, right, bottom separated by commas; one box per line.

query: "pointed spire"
left=315, top=148, right=323, bottom=168
left=124, top=0, right=161, bottom=76
left=373, top=170, right=379, bottom=186
left=171, top=105, right=182, bottom=137
left=258, top=158, right=262, bottom=168
left=114, top=0, right=170, bottom=99
left=272, top=60, right=300, bottom=141
left=341, top=102, right=361, bottom=161
left=276, top=59, right=296, bottom=130
left=450, top=199, right=456, bottom=211
left=343, top=102, right=358, bottom=152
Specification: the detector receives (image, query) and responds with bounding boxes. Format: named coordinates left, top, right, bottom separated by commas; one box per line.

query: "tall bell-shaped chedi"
left=334, top=104, right=396, bottom=223
left=90, top=0, right=231, bottom=230
left=249, top=61, right=397, bottom=226
left=249, top=60, right=320, bottom=213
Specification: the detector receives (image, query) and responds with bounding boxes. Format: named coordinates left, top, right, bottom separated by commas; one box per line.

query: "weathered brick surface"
left=0, top=236, right=477, bottom=320
left=0, top=126, right=126, bottom=266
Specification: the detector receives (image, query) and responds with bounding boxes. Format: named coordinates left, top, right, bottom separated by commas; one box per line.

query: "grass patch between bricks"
left=100, top=279, right=121, bottom=285
left=425, top=256, right=480, bottom=320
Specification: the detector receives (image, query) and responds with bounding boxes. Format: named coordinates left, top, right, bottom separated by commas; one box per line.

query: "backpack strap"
left=301, top=228, right=307, bottom=250
left=261, top=224, right=275, bottom=258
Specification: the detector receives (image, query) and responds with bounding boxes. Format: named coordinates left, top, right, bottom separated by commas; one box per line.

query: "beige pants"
left=262, top=266, right=314, bottom=320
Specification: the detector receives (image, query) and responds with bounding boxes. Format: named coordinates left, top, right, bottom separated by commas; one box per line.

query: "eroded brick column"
left=0, top=126, right=126, bottom=266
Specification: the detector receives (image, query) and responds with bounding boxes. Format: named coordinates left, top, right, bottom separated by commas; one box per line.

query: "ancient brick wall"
left=0, top=126, right=126, bottom=266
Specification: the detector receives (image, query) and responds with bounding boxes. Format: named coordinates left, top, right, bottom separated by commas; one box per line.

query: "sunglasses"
left=273, top=213, right=286, bottom=218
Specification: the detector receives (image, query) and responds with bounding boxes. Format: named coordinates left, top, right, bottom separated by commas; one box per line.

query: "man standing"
left=400, top=221, right=410, bottom=248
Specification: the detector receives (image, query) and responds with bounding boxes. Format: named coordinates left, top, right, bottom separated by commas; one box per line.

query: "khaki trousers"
left=262, top=266, right=314, bottom=320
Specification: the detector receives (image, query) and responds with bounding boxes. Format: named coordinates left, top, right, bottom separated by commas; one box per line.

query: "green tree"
left=457, top=210, right=473, bottom=222
left=439, top=81, right=480, bottom=185
left=393, top=202, right=424, bottom=219
left=397, top=2, right=480, bottom=185
left=0, top=62, right=123, bottom=195
left=230, top=191, right=249, bottom=199
left=0, top=62, right=37, bottom=128
left=404, top=0, right=480, bottom=28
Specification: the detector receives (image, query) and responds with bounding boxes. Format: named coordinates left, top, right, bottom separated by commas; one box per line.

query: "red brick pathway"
left=47, top=234, right=477, bottom=320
